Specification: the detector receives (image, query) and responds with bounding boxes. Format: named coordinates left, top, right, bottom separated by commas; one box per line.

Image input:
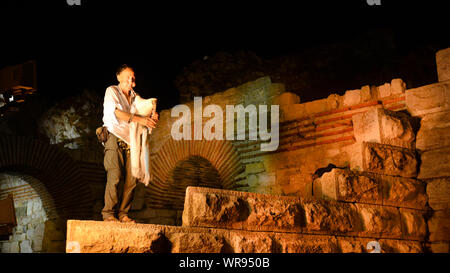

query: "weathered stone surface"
left=381, top=175, right=428, bottom=209
left=229, top=232, right=274, bottom=253
left=406, top=81, right=450, bottom=117
left=363, top=142, right=418, bottom=178
left=428, top=210, right=450, bottom=242
left=303, top=199, right=361, bottom=234
left=67, top=220, right=425, bottom=253
left=274, top=92, right=300, bottom=106
left=399, top=208, right=428, bottom=240
left=356, top=204, right=402, bottom=238
left=352, top=107, right=383, bottom=143
left=418, top=146, right=450, bottom=179
left=183, top=187, right=424, bottom=239
left=313, top=169, right=427, bottom=209
left=275, top=234, right=339, bottom=253
left=313, top=169, right=382, bottom=205
left=182, top=191, right=249, bottom=230
left=378, top=239, right=423, bottom=253
left=352, top=108, right=415, bottom=149
left=170, top=233, right=227, bottom=253
left=183, top=187, right=304, bottom=233
left=391, top=79, right=407, bottom=95
left=343, top=89, right=361, bottom=106
left=436, top=47, right=450, bottom=82
left=426, top=178, right=450, bottom=210
left=378, top=83, right=391, bottom=98
left=416, top=110, right=450, bottom=150
left=430, top=242, right=449, bottom=253
left=246, top=196, right=304, bottom=232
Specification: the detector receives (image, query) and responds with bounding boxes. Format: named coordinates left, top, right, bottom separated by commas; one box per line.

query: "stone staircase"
left=66, top=184, right=428, bottom=253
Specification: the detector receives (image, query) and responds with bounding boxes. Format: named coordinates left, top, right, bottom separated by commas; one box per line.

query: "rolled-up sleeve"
left=103, top=86, right=120, bottom=126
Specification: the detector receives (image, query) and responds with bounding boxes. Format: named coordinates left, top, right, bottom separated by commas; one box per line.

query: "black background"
left=1, top=0, right=449, bottom=110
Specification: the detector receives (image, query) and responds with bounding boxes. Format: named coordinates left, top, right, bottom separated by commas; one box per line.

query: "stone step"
left=66, top=220, right=423, bottom=253
left=181, top=187, right=427, bottom=241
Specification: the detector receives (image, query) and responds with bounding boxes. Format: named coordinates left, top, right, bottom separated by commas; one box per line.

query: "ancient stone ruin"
left=2, top=47, right=450, bottom=253
left=63, top=47, right=450, bottom=253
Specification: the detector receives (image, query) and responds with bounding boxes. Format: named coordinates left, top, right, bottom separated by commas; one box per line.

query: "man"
left=101, top=64, right=158, bottom=223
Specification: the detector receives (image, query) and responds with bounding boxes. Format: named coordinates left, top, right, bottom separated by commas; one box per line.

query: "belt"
left=117, top=138, right=130, bottom=152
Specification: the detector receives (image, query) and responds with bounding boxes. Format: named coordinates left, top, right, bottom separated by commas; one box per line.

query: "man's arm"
left=114, top=109, right=157, bottom=128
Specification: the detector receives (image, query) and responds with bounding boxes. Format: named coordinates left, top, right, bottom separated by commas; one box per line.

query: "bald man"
left=101, top=64, right=158, bottom=223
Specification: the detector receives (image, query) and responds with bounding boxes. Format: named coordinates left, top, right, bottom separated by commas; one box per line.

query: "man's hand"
left=151, top=112, right=159, bottom=123
left=138, top=116, right=157, bottom=129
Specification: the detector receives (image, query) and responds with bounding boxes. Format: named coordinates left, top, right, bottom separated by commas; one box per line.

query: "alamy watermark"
left=67, top=0, right=81, bottom=6
left=171, top=97, right=279, bottom=152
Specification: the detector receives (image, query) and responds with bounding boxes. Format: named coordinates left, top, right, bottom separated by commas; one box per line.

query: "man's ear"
left=116, top=75, right=121, bottom=83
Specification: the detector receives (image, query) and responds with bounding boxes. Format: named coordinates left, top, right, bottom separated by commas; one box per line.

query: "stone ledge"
left=182, top=187, right=427, bottom=241
left=66, top=220, right=423, bottom=253
left=405, top=81, right=450, bottom=117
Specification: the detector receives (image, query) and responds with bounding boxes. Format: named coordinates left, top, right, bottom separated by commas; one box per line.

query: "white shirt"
left=102, top=85, right=137, bottom=145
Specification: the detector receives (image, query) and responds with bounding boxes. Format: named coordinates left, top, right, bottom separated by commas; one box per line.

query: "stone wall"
left=411, top=49, right=450, bottom=252
left=0, top=173, right=47, bottom=253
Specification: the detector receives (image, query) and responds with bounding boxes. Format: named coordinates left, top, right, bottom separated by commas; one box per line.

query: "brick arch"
left=145, top=138, right=244, bottom=209
left=0, top=135, right=95, bottom=219
left=0, top=172, right=59, bottom=219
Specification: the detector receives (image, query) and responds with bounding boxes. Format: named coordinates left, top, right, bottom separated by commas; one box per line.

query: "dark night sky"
left=1, top=0, right=449, bottom=110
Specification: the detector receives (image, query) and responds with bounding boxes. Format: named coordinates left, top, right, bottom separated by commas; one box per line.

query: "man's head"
left=116, top=64, right=135, bottom=93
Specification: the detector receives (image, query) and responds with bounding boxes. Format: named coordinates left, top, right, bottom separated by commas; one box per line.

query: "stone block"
left=229, top=232, right=274, bottom=253
left=9, top=242, right=19, bottom=253
left=1, top=242, right=10, bottom=253
left=352, top=107, right=383, bottom=143
left=416, top=109, right=450, bottom=151
left=426, top=178, right=450, bottom=210
left=428, top=210, right=450, bottom=242
left=336, top=237, right=369, bottom=253
left=430, top=242, right=449, bottom=253
left=313, top=169, right=382, bottom=204
left=170, top=233, right=227, bottom=253
left=418, top=146, right=450, bottom=179
left=356, top=204, right=402, bottom=238
left=390, top=79, right=407, bottom=94
left=66, top=221, right=167, bottom=253
left=381, top=175, right=428, bottom=210
left=304, top=98, right=328, bottom=115
left=352, top=107, right=415, bottom=149
left=245, top=195, right=304, bottom=232
left=280, top=103, right=307, bottom=121
left=343, top=89, right=361, bottom=106
left=245, top=162, right=265, bottom=174
left=182, top=190, right=249, bottom=230
left=303, top=199, right=361, bottom=234
left=274, top=92, right=300, bottom=106
left=436, top=47, right=450, bottom=82
left=378, top=83, right=391, bottom=98
left=360, top=85, right=375, bottom=102
left=326, top=94, right=342, bottom=109
left=66, top=220, right=426, bottom=253
left=399, top=208, right=427, bottom=240
left=275, top=234, right=340, bottom=253
left=406, top=81, right=450, bottom=117
left=363, top=142, right=418, bottom=178
left=377, top=239, right=423, bottom=253
left=20, top=240, right=33, bottom=253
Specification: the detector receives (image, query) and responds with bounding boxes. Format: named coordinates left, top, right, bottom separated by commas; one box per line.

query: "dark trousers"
left=101, top=133, right=137, bottom=220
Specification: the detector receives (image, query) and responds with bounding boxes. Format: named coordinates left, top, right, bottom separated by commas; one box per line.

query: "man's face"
left=117, top=68, right=136, bottom=92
